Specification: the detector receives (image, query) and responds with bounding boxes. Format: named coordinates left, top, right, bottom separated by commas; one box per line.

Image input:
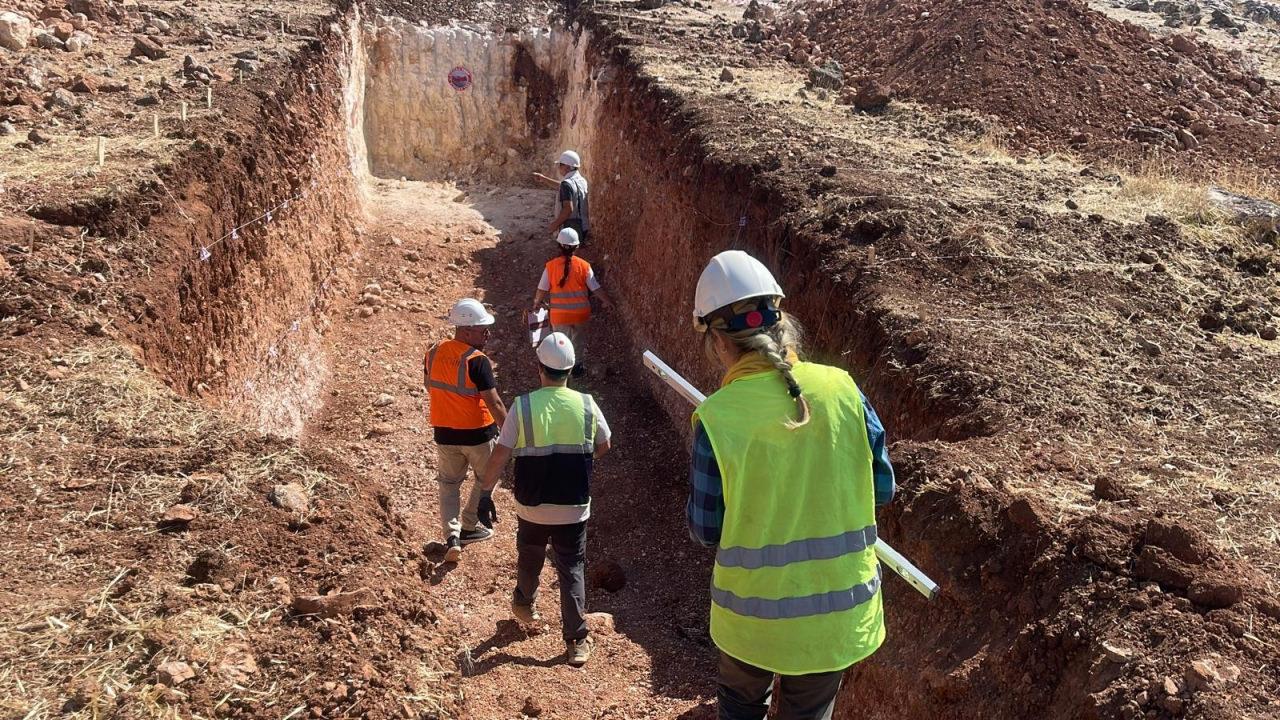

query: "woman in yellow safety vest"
left=687, top=250, right=897, bottom=720
left=531, top=228, right=613, bottom=377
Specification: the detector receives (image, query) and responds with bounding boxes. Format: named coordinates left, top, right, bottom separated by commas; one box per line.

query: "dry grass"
left=0, top=341, right=347, bottom=717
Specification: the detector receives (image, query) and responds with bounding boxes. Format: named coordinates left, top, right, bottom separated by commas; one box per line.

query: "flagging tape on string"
left=199, top=177, right=318, bottom=261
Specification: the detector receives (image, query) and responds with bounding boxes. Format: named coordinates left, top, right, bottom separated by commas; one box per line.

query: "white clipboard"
left=528, top=309, right=549, bottom=347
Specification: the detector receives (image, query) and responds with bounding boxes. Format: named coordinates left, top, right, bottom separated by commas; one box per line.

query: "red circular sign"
left=448, top=66, right=473, bottom=91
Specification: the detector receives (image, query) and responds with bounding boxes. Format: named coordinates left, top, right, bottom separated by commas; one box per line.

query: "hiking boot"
left=511, top=600, right=540, bottom=625
left=566, top=636, right=593, bottom=666
left=443, top=536, right=462, bottom=563
left=459, top=526, right=494, bottom=545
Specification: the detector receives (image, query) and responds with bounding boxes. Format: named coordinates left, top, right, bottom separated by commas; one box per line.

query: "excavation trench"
left=121, top=9, right=1086, bottom=719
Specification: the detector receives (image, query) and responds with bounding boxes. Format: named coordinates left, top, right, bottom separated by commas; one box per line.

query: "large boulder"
left=0, top=11, right=33, bottom=50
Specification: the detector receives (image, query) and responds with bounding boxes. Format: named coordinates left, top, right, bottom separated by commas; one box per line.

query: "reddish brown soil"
left=3, top=0, right=1279, bottom=718
left=305, top=179, right=717, bottom=719
left=579, top=5, right=1280, bottom=718
left=766, top=0, right=1280, bottom=167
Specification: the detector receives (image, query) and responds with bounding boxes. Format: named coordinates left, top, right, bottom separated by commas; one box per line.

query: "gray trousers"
left=551, top=322, right=585, bottom=366
left=717, top=652, right=844, bottom=720
left=513, top=518, right=588, bottom=642
left=436, top=440, right=493, bottom=539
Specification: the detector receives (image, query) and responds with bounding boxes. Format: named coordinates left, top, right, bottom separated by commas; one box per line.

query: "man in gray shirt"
left=534, top=150, right=591, bottom=244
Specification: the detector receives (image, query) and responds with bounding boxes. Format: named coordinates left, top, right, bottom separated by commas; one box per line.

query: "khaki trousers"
left=436, top=439, right=494, bottom=539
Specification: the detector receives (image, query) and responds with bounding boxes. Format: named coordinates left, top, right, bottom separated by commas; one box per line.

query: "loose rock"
left=156, top=660, right=196, bottom=686
left=291, top=589, right=376, bottom=618
left=807, top=61, right=844, bottom=90
left=47, top=88, right=77, bottom=109
left=1184, top=657, right=1239, bottom=691
left=269, top=483, right=310, bottom=514
left=1101, top=641, right=1134, bottom=663
left=216, top=643, right=258, bottom=683
left=1136, top=338, right=1162, bottom=357
left=367, top=422, right=397, bottom=438
left=373, top=393, right=394, bottom=407
left=70, top=75, right=99, bottom=94
left=719, top=67, right=735, bottom=83
left=0, top=11, right=34, bottom=50
left=130, top=35, right=166, bottom=60
left=160, top=504, right=199, bottom=528
left=852, top=79, right=893, bottom=111
left=34, top=31, right=64, bottom=50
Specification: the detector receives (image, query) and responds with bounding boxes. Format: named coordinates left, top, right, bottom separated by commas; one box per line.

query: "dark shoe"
left=459, top=526, right=494, bottom=545
left=511, top=600, right=540, bottom=625
left=566, top=636, right=593, bottom=666
left=443, top=536, right=462, bottom=563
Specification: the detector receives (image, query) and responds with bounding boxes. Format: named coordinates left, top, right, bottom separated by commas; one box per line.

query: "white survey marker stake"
left=642, top=350, right=941, bottom=601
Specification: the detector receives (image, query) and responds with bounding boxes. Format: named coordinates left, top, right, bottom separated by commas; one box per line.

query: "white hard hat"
left=536, top=331, right=576, bottom=370
left=693, top=250, right=785, bottom=321
left=447, top=298, right=495, bottom=327
left=556, top=228, right=581, bottom=247
left=558, top=150, right=581, bottom=168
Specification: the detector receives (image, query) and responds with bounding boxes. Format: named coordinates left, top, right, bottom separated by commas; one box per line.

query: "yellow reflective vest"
left=693, top=361, right=885, bottom=675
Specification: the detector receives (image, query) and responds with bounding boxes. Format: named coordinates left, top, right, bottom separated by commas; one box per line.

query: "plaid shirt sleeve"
left=687, top=421, right=725, bottom=548
left=861, top=391, right=896, bottom=508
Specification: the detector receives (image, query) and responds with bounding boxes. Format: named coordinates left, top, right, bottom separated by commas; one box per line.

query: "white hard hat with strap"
left=447, top=298, right=495, bottom=327
left=537, top=331, right=576, bottom=370
left=693, top=250, right=785, bottom=330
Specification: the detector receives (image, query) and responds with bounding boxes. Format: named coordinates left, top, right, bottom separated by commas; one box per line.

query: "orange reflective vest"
left=425, top=339, right=494, bottom=430
left=545, top=256, right=593, bottom=326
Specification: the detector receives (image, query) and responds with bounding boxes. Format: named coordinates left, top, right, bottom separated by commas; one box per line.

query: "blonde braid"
left=721, top=307, right=811, bottom=429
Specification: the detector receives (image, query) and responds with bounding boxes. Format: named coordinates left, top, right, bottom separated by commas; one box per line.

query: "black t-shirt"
left=433, top=354, right=499, bottom=446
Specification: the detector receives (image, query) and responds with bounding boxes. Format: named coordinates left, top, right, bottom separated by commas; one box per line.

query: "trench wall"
left=361, top=18, right=579, bottom=181
left=109, top=9, right=370, bottom=436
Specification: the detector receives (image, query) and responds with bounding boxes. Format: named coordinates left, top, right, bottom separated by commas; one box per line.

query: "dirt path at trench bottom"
left=305, top=178, right=718, bottom=719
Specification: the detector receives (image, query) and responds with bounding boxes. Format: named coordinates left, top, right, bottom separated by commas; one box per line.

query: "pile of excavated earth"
left=2, top=0, right=1279, bottom=718
left=753, top=0, right=1280, bottom=163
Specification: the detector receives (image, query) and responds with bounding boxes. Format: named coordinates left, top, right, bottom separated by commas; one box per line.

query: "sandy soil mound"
left=766, top=0, right=1280, bottom=165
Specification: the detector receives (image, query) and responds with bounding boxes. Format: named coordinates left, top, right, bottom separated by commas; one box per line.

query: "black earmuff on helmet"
left=699, top=298, right=782, bottom=333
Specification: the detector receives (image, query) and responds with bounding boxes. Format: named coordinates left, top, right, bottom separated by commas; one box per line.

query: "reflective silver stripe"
left=549, top=301, right=591, bottom=310
left=581, top=392, right=594, bottom=444
left=426, top=345, right=479, bottom=396
left=518, top=395, right=534, bottom=449
left=513, top=443, right=594, bottom=457
left=711, top=565, right=882, bottom=620
left=550, top=291, right=588, bottom=298
left=512, top=392, right=593, bottom=455
left=457, top=348, right=476, bottom=388
left=428, top=380, right=479, bottom=396
left=716, top=526, right=878, bottom=570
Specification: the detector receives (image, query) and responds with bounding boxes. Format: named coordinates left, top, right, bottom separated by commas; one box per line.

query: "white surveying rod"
left=642, top=350, right=941, bottom=601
